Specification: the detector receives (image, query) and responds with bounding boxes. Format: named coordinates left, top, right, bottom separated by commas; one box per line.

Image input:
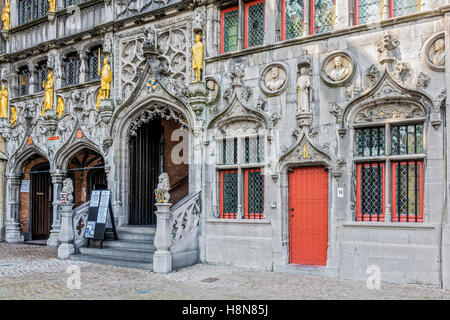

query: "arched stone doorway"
left=128, top=118, right=189, bottom=225
left=66, top=148, right=107, bottom=208
left=20, top=154, right=52, bottom=242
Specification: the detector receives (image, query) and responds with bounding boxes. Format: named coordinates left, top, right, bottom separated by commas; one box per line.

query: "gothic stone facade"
left=0, top=0, right=450, bottom=289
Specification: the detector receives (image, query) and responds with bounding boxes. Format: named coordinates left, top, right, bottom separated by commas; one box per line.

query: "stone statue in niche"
left=265, top=67, right=286, bottom=91
left=327, top=56, right=350, bottom=82
left=9, top=106, right=16, bottom=126
left=1, top=0, right=10, bottom=30
left=296, top=67, right=310, bottom=113
left=0, top=84, right=8, bottom=118
left=41, top=71, right=54, bottom=116
left=206, top=79, right=219, bottom=104
left=429, top=38, right=445, bottom=66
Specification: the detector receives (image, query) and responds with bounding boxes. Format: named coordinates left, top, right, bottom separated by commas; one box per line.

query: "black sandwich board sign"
left=84, top=190, right=118, bottom=248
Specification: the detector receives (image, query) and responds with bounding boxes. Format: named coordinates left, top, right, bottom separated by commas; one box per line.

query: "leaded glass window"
left=393, top=0, right=419, bottom=17
left=18, top=67, right=30, bottom=96
left=65, top=53, right=81, bottom=86
left=355, top=127, right=385, bottom=157
left=314, top=0, right=334, bottom=34
left=217, top=134, right=266, bottom=219
left=66, top=0, right=86, bottom=6
left=220, top=170, right=238, bottom=219
left=244, top=168, right=264, bottom=219
left=245, top=1, right=265, bottom=48
left=392, top=161, right=423, bottom=222
left=36, top=61, right=47, bottom=93
left=19, top=0, right=49, bottom=25
left=391, top=124, right=423, bottom=155
left=283, top=0, right=304, bottom=40
left=89, top=46, right=102, bottom=81
left=357, top=163, right=384, bottom=221
left=222, top=7, right=239, bottom=54
left=356, top=0, right=381, bottom=24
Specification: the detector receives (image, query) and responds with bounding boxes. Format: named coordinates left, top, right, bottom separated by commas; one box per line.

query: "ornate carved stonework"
left=321, top=51, right=355, bottom=86
left=416, top=72, right=431, bottom=90
left=366, top=64, right=381, bottom=84
left=425, top=32, right=445, bottom=72
left=355, top=104, right=424, bottom=123
left=392, top=62, right=410, bottom=83
left=205, top=77, right=219, bottom=105
left=329, top=103, right=343, bottom=124
left=260, top=63, right=288, bottom=96
left=377, top=32, right=399, bottom=66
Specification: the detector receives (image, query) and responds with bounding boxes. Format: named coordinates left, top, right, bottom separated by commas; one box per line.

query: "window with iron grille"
left=217, top=134, right=265, bottom=219
left=245, top=0, right=265, bottom=49
left=355, top=122, right=424, bottom=223
left=36, top=61, right=47, bottom=93
left=18, top=0, right=49, bottom=25
left=18, top=67, right=30, bottom=96
left=89, top=46, right=103, bottom=81
left=282, top=0, right=304, bottom=40
left=221, top=6, right=239, bottom=54
left=65, top=53, right=81, bottom=86
left=355, top=0, right=382, bottom=25
left=313, top=0, right=335, bottom=34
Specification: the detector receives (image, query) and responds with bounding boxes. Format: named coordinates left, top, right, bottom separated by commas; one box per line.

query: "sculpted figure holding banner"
left=1, top=0, right=10, bottom=30
left=41, top=71, right=54, bottom=116
left=191, top=34, right=204, bottom=82
left=0, top=84, right=8, bottom=118
left=96, top=57, right=113, bottom=109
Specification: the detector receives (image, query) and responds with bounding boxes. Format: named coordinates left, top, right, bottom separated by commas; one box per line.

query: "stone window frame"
left=64, top=52, right=82, bottom=87
left=353, top=118, right=426, bottom=223
left=353, top=0, right=421, bottom=25
left=215, top=133, right=266, bottom=220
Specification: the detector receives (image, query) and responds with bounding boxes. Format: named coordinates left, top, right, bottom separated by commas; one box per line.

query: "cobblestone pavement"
left=1, top=243, right=450, bottom=300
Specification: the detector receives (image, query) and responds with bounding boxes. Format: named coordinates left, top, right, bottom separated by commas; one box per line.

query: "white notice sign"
left=90, top=191, right=101, bottom=207
left=20, top=180, right=30, bottom=193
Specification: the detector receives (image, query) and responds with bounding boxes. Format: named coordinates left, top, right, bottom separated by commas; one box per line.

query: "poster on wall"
left=85, top=221, right=96, bottom=238
left=20, top=180, right=30, bottom=193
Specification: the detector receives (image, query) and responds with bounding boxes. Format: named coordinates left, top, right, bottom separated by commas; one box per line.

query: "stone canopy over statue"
left=191, top=33, right=204, bottom=83
left=96, top=56, right=113, bottom=110
left=41, top=71, right=54, bottom=116
left=0, top=84, right=8, bottom=118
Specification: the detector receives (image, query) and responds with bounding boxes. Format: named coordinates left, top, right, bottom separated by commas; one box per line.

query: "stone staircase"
left=69, top=226, right=156, bottom=270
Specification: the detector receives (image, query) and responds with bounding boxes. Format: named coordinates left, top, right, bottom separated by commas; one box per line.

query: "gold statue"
left=41, top=71, right=54, bottom=116
left=96, top=56, right=113, bottom=110
left=1, top=0, right=10, bottom=30
left=10, top=106, right=16, bottom=126
left=57, top=96, right=64, bottom=118
left=191, top=33, right=204, bottom=82
left=0, top=84, right=8, bottom=118
left=48, top=0, right=56, bottom=13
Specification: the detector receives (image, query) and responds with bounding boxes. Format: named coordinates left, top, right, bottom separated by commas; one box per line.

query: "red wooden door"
left=289, top=166, right=328, bottom=266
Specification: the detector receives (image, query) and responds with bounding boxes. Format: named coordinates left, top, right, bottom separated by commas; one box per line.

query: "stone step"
left=79, top=247, right=155, bottom=260
left=116, top=226, right=156, bottom=241
left=90, top=239, right=156, bottom=251
left=69, top=254, right=153, bottom=270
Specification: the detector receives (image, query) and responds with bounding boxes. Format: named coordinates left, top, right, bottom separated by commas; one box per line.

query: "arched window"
left=65, top=53, right=81, bottom=86
left=18, top=0, right=49, bottom=25
left=18, top=66, right=30, bottom=96
left=88, top=46, right=102, bottom=81
left=36, top=60, right=47, bottom=93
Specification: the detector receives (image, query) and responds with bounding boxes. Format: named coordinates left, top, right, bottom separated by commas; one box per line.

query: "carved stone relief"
left=355, top=104, right=424, bottom=123
left=425, top=33, right=445, bottom=72
left=260, top=63, right=288, bottom=96
left=321, top=51, right=355, bottom=86
left=416, top=72, right=430, bottom=90
left=205, top=77, right=219, bottom=105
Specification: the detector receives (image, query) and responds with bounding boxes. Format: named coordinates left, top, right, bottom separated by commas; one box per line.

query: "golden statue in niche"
left=10, top=106, right=17, bottom=126
left=48, top=0, right=56, bottom=13
left=96, top=54, right=113, bottom=110
left=0, top=84, right=8, bottom=118
left=41, top=71, right=54, bottom=116
left=1, top=0, right=10, bottom=30
left=57, top=96, right=64, bottom=118
left=191, top=33, right=204, bottom=82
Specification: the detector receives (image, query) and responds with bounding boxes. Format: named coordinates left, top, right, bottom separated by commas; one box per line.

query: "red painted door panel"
left=289, top=166, right=328, bottom=266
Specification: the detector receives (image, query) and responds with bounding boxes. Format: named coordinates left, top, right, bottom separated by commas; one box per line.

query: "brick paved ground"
left=1, top=243, right=450, bottom=300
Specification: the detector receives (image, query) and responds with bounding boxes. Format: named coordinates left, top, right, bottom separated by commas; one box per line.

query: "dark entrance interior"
left=129, top=118, right=189, bottom=225
left=67, top=148, right=107, bottom=207
left=30, top=162, right=53, bottom=240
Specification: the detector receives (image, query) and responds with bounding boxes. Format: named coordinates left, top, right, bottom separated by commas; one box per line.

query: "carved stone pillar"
left=5, top=173, right=21, bottom=243
left=47, top=170, right=66, bottom=247
left=79, top=51, right=89, bottom=84
left=29, top=65, right=37, bottom=94
left=58, top=203, right=75, bottom=259
left=153, top=202, right=172, bottom=273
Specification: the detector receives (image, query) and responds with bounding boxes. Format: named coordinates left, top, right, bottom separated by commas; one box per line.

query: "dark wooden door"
left=129, top=118, right=162, bottom=225
left=289, top=166, right=328, bottom=266
left=30, top=163, right=53, bottom=240
left=87, top=168, right=107, bottom=201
